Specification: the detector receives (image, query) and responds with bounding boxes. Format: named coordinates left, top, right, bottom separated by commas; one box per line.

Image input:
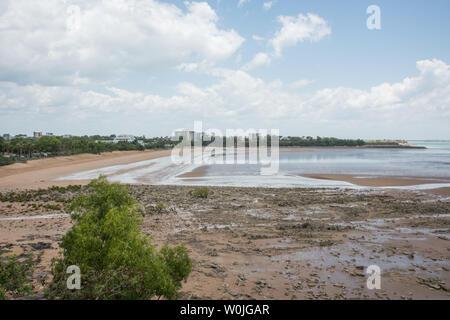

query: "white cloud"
left=2, top=60, right=448, bottom=131
left=263, top=1, right=274, bottom=10
left=252, top=35, right=265, bottom=41
left=289, top=79, right=315, bottom=88
left=242, top=52, right=271, bottom=70
left=270, top=13, right=331, bottom=56
left=237, top=0, right=250, bottom=8
left=0, top=0, right=245, bottom=86
left=243, top=12, right=330, bottom=70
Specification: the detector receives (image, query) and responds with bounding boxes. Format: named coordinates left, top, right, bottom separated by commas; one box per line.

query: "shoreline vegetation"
left=0, top=134, right=424, bottom=167
left=1, top=177, right=192, bottom=300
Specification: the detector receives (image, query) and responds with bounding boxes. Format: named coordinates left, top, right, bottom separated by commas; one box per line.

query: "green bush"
left=46, top=176, right=192, bottom=300
left=0, top=157, right=17, bottom=166
left=146, top=202, right=166, bottom=215
left=0, top=252, right=39, bottom=299
left=43, top=204, right=62, bottom=211
left=189, top=187, right=210, bottom=199
left=0, top=285, right=5, bottom=300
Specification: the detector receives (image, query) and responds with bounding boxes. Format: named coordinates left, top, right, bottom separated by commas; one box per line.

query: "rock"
left=29, top=242, right=52, bottom=250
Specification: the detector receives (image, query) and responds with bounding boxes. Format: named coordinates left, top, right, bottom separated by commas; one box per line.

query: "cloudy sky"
left=0, top=0, right=449, bottom=139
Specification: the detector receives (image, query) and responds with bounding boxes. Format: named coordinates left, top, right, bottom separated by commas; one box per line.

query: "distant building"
left=62, top=134, right=72, bottom=138
left=15, top=134, right=27, bottom=138
left=113, top=135, right=135, bottom=143
left=2, top=134, right=10, bottom=141
left=44, top=132, right=54, bottom=136
left=33, top=131, right=42, bottom=138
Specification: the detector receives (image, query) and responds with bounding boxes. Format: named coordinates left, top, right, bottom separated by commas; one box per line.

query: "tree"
left=0, top=137, right=4, bottom=155
left=36, top=136, right=61, bottom=153
left=0, top=252, right=39, bottom=300
left=46, top=176, right=192, bottom=300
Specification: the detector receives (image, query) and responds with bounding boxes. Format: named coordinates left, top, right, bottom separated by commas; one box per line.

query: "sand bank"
left=302, top=174, right=450, bottom=196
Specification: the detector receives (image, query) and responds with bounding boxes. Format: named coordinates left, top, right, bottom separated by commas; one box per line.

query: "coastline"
left=0, top=149, right=171, bottom=191
left=1, top=147, right=449, bottom=194
left=0, top=148, right=449, bottom=300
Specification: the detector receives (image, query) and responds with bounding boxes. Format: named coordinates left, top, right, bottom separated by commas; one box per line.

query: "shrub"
left=0, top=252, right=40, bottom=299
left=145, top=202, right=166, bottom=215
left=46, top=176, right=192, bottom=300
left=43, top=204, right=62, bottom=211
left=0, top=285, right=5, bottom=300
left=189, top=187, right=210, bottom=199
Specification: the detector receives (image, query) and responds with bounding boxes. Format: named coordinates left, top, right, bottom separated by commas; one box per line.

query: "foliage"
left=146, top=202, right=167, bottom=215
left=0, top=133, right=368, bottom=167
left=0, top=252, right=40, bottom=299
left=189, top=187, right=210, bottom=199
left=46, top=176, right=192, bottom=300
left=279, top=136, right=365, bottom=147
left=0, top=157, right=17, bottom=166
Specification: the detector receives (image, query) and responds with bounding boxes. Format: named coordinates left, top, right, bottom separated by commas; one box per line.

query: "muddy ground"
left=0, top=185, right=449, bottom=300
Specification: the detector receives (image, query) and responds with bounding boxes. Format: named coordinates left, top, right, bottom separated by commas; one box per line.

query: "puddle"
left=0, top=213, right=69, bottom=221
left=271, top=241, right=447, bottom=277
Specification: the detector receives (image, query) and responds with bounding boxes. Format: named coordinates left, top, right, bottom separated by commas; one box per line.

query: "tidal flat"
left=0, top=185, right=449, bottom=299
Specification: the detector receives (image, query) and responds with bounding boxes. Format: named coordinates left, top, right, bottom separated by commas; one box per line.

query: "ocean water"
left=58, top=142, right=450, bottom=190
left=408, top=140, right=450, bottom=149
left=201, top=145, right=450, bottom=178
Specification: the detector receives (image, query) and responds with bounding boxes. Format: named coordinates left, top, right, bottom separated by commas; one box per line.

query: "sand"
left=302, top=174, right=450, bottom=196
left=0, top=149, right=171, bottom=191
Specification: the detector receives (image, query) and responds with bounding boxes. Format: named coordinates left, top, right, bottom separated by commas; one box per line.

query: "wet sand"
left=302, top=174, right=450, bottom=196
left=0, top=185, right=449, bottom=300
left=0, top=149, right=171, bottom=191
left=178, top=166, right=209, bottom=178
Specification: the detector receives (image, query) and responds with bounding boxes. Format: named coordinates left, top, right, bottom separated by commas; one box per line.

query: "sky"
left=0, top=0, right=449, bottom=139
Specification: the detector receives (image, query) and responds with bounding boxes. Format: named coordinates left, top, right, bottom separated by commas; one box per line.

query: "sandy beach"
left=0, top=149, right=171, bottom=191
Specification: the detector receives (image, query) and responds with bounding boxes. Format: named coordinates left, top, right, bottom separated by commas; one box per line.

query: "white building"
left=113, top=135, right=135, bottom=143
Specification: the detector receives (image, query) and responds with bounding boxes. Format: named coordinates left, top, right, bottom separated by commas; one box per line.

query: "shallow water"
left=57, top=143, right=450, bottom=190
left=0, top=213, right=69, bottom=221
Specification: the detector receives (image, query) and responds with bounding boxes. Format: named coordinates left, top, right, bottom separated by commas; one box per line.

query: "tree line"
left=279, top=136, right=365, bottom=147
left=0, top=134, right=366, bottom=166
left=0, top=135, right=178, bottom=161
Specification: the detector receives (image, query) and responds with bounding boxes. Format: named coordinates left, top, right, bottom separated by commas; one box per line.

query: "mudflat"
left=0, top=185, right=449, bottom=300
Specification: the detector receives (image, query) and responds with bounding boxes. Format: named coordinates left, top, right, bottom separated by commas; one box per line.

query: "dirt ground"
left=0, top=185, right=449, bottom=300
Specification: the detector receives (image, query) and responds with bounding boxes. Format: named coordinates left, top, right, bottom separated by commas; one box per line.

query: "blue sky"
left=0, top=0, right=449, bottom=139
